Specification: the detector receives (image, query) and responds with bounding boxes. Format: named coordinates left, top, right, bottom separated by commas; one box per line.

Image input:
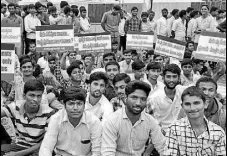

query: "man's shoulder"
left=208, top=120, right=226, bottom=134
left=84, top=111, right=101, bottom=124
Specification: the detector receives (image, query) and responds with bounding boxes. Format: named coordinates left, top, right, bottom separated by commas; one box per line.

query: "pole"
left=150, top=0, right=153, bottom=11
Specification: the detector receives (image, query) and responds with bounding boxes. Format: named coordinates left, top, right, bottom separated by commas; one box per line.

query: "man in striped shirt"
left=1, top=80, right=55, bottom=156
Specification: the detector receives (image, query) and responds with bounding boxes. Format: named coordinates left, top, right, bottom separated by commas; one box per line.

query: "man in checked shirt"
left=164, top=86, right=226, bottom=156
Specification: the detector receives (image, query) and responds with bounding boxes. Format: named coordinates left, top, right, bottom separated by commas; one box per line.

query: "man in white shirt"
left=119, top=49, right=134, bottom=74
left=171, top=10, right=187, bottom=41
left=156, top=8, right=169, bottom=37
left=187, top=10, right=199, bottom=42
left=1, top=3, right=7, bottom=20
left=39, top=87, right=102, bottom=156
left=141, top=12, right=150, bottom=32
left=85, top=72, right=114, bottom=121
left=119, top=11, right=127, bottom=52
left=129, top=60, right=146, bottom=81
left=24, top=4, right=41, bottom=54
left=79, top=7, right=90, bottom=34
left=168, top=9, right=179, bottom=37
left=148, top=10, right=157, bottom=45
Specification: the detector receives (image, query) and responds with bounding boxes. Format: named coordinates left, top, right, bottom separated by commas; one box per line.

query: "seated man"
left=1, top=80, right=55, bottom=156
left=39, top=87, right=102, bottom=156
left=165, top=86, right=226, bottom=155
left=101, top=80, right=166, bottom=156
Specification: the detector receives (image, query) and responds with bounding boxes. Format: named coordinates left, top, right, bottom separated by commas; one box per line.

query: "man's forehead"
left=199, top=82, right=216, bottom=88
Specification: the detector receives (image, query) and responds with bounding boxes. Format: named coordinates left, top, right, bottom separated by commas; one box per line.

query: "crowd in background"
left=1, top=1, right=226, bottom=156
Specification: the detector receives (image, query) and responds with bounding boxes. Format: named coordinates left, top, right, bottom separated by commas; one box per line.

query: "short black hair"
left=64, top=6, right=71, bottom=14
left=49, top=6, right=57, bottom=13
left=196, top=77, right=218, bottom=90
left=125, top=80, right=151, bottom=97
left=105, top=61, right=120, bottom=71
left=33, top=64, right=41, bottom=77
left=20, top=58, right=35, bottom=68
left=113, top=73, right=131, bottom=86
left=71, top=60, right=83, bottom=66
left=79, top=6, right=86, bottom=13
left=1, top=3, right=6, bottom=9
left=193, top=58, right=204, bottom=65
left=153, top=54, right=163, bottom=60
left=71, top=8, right=79, bottom=16
left=71, top=5, right=78, bottom=9
left=218, top=10, right=224, bottom=14
left=171, top=9, right=179, bottom=16
left=162, top=8, right=168, bottom=12
left=181, top=59, right=193, bottom=68
left=60, top=1, right=69, bottom=9
left=147, top=62, right=162, bottom=71
left=48, top=56, right=56, bottom=62
left=181, top=86, right=206, bottom=103
left=141, top=12, right=149, bottom=17
left=35, top=3, right=42, bottom=10
left=113, top=5, right=121, bottom=11
left=131, top=49, right=138, bottom=56
left=201, top=4, right=209, bottom=10
left=62, top=86, right=87, bottom=104
left=112, top=40, right=118, bottom=45
left=103, top=52, right=116, bottom=61
left=7, top=3, right=16, bottom=9
left=28, top=4, right=36, bottom=10
left=131, top=6, right=138, bottom=12
left=24, top=79, right=45, bottom=94
left=132, top=60, right=145, bottom=70
left=89, top=72, right=109, bottom=85
left=67, top=63, right=81, bottom=76
left=186, top=7, right=194, bottom=13
left=47, top=2, right=53, bottom=8
left=83, top=53, right=95, bottom=61
left=190, top=10, right=199, bottom=18
left=186, top=41, right=194, bottom=48
left=163, top=64, right=181, bottom=76
left=123, top=49, right=132, bottom=55
left=210, top=6, right=219, bottom=13
left=179, top=10, right=187, bottom=18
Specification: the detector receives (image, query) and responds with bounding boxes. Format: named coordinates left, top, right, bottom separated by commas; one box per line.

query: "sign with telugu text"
left=1, top=43, right=15, bottom=82
left=78, top=32, right=112, bottom=54
left=36, top=25, right=74, bottom=52
left=194, top=31, right=226, bottom=62
left=74, top=35, right=79, bottom=51
left=155, top=36, right=186, bottom=60
left=1, top=24, right=21, bottom=47
left=126, top=32, right=154, bottom=50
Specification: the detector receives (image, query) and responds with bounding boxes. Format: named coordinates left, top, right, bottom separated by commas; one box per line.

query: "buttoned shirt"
left=101, top=108, right=166, bottom=156
left=187, top=18, right=197, bottom=41
left=2, top=100, right=54, bottom=148
left=167, top=16, right=176, bottom=36
left=58, top=13, right=72, bottom=25
left=24, top=14, right=41, bottom=39
left=101, top=11, right=121, bottom=33
left=119, top=18, right=126, bottom=36
left=141, top=21, right=151, bottom=32
left=180, top=73, right=200, bottom=86
left=39, top=109, right=102, bottom=156
left=148, top=19, right=157, bottom=43
left=144, top=79, right=165, bottom=97
left=164, top=117, right=226, bottom=156
left=80, top=17, right=91, bottom=33
left=147, top=85, right=189, bottom=131
left=119, top=60, right=134, bottom=74
left=124, top=16, right=142, bottom=33
left=172, top=18, right=186, bottom=41
left=156, top=16, right=168, bottom=37
left=85, top=93, right=113, bottom=121
left=193, top=15, right=217, bottom=43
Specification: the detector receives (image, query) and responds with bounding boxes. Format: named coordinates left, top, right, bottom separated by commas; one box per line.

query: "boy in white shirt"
left=79, top=7, right=90, bottom=34
left=49, top=6, right=61, bottom=25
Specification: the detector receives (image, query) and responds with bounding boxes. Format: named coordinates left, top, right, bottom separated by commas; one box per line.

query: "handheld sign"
left=1, top=43, right=15, bottom=82
left=78, top=32, right=112, bottom=55
left=74, top=35, right=79, bottom=51
left=155, top=36, right=186, bottom=61
left=1, top=24, right=21, bottom=47
left=194, top=31, right=226, bottom=62
left=126, top=32, right=154, bottom=50
left=36, top=25, right=74, bottom=52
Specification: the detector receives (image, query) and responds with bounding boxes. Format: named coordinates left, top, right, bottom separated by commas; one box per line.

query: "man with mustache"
left=1, top=80, right=54, bottom=156
left=164, top=86, right=226, bottom=155
left=39, top=87, right=102, bottom=156
left=101, top=80, right=166, bottom=156
left=85, top=72, right=113, bottom=122
left=104, top=61, right=120, bottom=101
left=110, top=73, right=131, bottom=111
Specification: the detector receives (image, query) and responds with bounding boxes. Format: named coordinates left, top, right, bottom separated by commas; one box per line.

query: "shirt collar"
left=62, top=109, right=86, bottom=124
left=19, top=100, right=43, bottom=116
left=122, top=107, right=145, bottom=121
left=86, top=92, right=103, bottom=106
left=185, top=116, right=210, bottom=133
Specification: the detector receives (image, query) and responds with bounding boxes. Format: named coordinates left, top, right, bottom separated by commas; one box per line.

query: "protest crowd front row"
left=1, top=1, right=226, bottom=156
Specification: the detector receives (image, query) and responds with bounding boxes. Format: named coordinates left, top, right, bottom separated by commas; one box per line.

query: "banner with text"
left=155, top=36, right=186, bottom=60
left=1, top=43, right=15, bottom=82
left=1, top=24, right=21, bottom=47
left=36, top=25, right=74, bottom=52
left=78, top=32, right=112, bottom=54
left=74, top=35, right=79, bottom=51
left=194, top=31, right=226, bottom=62
left=126, top=32, right=154, bottom=50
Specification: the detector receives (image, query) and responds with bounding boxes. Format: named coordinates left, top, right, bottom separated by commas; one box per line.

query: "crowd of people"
left=1, top=1, right=226, bottom=156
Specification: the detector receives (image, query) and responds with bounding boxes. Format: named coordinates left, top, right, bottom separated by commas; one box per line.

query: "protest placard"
left=126, top=32, right=154, bottom=50
left=1, top=24, right=21, bottom=47
left=194, top=31, right=226, bottom=62
left=78, top=32, right=112, bottom=55
left=155, top=36, right=186, bottom=61
left=1, top=43, right=15, bottom=82
left=36, top=25, right=74, bottom=52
